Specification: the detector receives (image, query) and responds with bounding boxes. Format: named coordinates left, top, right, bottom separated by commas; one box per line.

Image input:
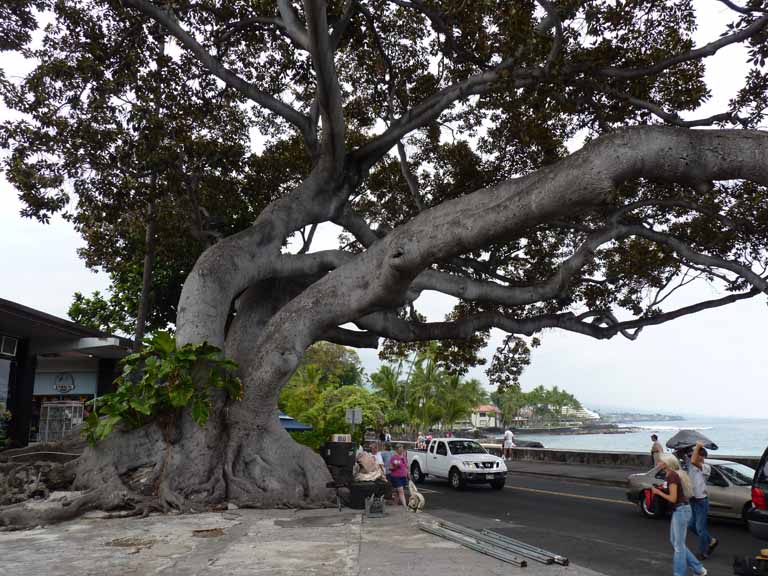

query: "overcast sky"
left=1, top=1, right=765, bottom=419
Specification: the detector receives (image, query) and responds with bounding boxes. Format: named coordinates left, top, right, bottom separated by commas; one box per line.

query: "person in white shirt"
left=503, top=428, right=516, bottom=460
left=688, top=441, right=718, bottom=560
left=371, top=443, right=386, bottom=476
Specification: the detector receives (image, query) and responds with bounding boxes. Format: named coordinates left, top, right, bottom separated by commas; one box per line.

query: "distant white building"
left=470, top=404, right=501, bottom=428
left=561, top=406, right=601, bottom=420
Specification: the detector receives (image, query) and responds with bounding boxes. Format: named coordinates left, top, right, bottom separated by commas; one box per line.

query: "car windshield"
left=448, top=441, right=486, bottom=455
left=716, top=463, right=755, bottom=486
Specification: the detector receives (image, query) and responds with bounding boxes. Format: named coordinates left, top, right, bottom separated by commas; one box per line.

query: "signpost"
left=345, top=407, right=363, bottom=444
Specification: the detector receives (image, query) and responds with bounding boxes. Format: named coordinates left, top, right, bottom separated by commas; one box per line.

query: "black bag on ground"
left=733, top=555, right=768, bottom=575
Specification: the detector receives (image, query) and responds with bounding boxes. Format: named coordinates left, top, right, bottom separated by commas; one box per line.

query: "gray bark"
left=134, top=201, right=157, bottom=349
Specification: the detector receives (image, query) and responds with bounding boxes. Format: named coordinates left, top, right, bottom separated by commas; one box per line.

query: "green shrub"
left=83, top=331, right=241, bottom=445
left=288, top=430, right=328, bottom=451
left=0, top=409, right=11, bottom=449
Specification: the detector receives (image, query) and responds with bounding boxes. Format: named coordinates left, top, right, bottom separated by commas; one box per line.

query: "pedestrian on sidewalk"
left=380, top=443, right=394, bottom=502
left=371, top=443, right=386, bottom=476
left=389, top=444, right=410, bottom=509
left=651, top=434, right=663, bottom=464
left=651, top=454, right=707, bottom=576
left=688, top=441, right=718, bottom=560
left=503, top=428, right=516, bottom=460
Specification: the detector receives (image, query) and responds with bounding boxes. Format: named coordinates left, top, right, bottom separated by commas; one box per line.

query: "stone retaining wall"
left=481, top=444, right=760, bottom=469
left=396, top=440, right=760, bottom=469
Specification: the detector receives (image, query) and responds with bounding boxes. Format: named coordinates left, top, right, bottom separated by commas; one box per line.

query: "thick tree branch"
left=217, top=16, right=305, bottom=49
left=592, top=14, right=768, bottom=78
left=321, top=326, right=378, bottom=348
left=717, top=0, right=766, bottom=15
left=624, top=224, right=768, bottom=293
left=304, top=0, right=346, bottom=168
left=330, top=0, right=356, bottom=50
left=610, top=89, right=748, bottom=128
left=123, top=0, right=316, bottom=151
left=612, top=198, right=737, bottom=229
left=277, top=0, right=311, bottom=50
left=351, top=63, right=532, bottom=172
left=297, top=223, right=318, bottom=254
left=332, top=205, right=382, bottom=247
left=536, top=0, right=563, bottom=72
left=412, top=225, right=626, bottom=307
left=396, top=141, right=426, bottom=211
left=355, top=288, right=760, bottom=343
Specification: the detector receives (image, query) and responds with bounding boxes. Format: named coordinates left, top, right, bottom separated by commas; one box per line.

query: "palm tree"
left=439, top=376, right=488, bottom=431
left=370, top=364, right=404, bottom=407
left=408, top=350, right=444, bottom=432
left=279, top=364, right=324, bottom=419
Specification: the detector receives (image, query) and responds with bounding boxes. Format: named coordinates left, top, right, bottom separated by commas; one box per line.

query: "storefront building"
left=0, top=298, right=132, bottom=447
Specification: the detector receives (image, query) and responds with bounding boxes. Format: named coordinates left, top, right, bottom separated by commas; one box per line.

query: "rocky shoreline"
left=511, top=423, right=643, bottom=436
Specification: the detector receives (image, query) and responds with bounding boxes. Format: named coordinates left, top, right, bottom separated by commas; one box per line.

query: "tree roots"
left=0, top=416, right=333, bottom=530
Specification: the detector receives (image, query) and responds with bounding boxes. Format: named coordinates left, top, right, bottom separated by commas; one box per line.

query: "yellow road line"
left=505, top=484, right=635, bottom=506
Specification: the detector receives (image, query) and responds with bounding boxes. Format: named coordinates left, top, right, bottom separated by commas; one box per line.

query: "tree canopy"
left=4, top=1, right=767, bottom=379
left=2, top=0, right=768, bottom=526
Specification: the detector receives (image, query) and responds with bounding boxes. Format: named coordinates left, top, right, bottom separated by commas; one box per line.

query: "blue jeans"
left=671, top=504, right=704, bottom=576
left=688, top=497, right=711, bottom=556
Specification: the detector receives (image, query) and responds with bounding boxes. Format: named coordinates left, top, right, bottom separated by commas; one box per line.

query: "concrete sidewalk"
left=507, top=459, right=643, bottom=487
left=0, top=507, right=608, bottom=576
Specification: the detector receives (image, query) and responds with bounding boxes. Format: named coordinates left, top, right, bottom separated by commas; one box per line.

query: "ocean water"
left=515, top=418, right=768, bottom=457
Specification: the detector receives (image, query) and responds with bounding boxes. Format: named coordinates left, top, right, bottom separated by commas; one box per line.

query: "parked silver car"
left=626, top=459, right=754, bottom=521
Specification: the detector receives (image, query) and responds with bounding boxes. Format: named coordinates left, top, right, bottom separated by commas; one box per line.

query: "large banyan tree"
left=1, top=0, right=768, bottom=526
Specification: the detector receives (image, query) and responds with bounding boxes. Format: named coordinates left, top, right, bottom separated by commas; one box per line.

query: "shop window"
left=0, top=358, right=10, bottom=411
left=0, top=336, right=18, bottom=357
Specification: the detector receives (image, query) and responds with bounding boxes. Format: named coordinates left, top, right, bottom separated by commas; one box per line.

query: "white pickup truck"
left=407, top=438, right=507, bottom=490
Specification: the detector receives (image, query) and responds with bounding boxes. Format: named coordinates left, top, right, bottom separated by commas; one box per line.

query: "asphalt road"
left=416, top=472, right=765, bottom=576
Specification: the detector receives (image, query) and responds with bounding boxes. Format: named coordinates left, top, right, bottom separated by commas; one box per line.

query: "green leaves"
left=83, top=331, right=241, bottom=445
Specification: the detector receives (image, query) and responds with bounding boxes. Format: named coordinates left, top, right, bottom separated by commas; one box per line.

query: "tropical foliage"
left=0, top=410, right=11, bottom=449
left=279, top=342, right=376, bottom=444
left=83, top=331, right=242, bottom=445
left=492, top=385, right=582, bottom=427
left=370, top=346, right=488, bottom=432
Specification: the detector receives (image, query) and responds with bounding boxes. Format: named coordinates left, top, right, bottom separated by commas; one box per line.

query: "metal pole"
left=480, top=528, right=569, bottom=566
left=435, top=520, right=555, bottom=565
left=418, top=523, right=527, bottom=567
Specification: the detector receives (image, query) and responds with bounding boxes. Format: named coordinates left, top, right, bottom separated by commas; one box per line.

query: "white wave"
left=618, top=424, right=713, bottom=431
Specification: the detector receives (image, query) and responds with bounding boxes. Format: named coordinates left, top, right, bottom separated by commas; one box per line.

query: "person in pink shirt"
left=389, top=444, right=410, bottom=509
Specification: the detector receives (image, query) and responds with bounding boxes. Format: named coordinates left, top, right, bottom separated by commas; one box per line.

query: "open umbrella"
left=665, top=429, right=718, bottom=451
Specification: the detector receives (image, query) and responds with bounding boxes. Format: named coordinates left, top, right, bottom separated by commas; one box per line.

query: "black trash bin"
left=321, top=442, right=356, bottom=485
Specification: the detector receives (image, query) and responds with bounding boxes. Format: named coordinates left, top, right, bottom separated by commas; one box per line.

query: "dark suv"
left=747, top=446, right=768, bottom=540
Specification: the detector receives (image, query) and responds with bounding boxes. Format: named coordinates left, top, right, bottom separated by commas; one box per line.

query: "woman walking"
left=389, top=444, right=409, bottom=509
left=651, top=454, right=707, bottom=576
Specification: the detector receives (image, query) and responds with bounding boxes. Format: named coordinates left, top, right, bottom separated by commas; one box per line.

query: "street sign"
left=345, top=407, right=363, bottom=425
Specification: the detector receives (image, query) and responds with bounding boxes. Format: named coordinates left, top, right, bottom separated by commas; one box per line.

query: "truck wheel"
left=411, top=462, right=425, bottom=484
left=490, top=479, right=506, bottom=490
left=449, top=467, right=465, bottom=491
